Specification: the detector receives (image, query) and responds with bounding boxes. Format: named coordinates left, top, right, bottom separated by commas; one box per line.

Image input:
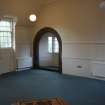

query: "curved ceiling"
left=0, top=0, right=50, bottom=26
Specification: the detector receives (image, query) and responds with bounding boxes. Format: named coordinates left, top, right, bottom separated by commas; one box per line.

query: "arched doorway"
left=33, top=27, right=62, bottom=73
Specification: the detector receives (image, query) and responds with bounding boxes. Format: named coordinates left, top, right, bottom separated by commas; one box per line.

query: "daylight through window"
left=48, top=36, right=59, bottom=53
left=0, top=17, right=16, bottom=48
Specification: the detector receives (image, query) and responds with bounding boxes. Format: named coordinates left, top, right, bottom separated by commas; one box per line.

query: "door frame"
left=33, top=27, right=62, bottom=73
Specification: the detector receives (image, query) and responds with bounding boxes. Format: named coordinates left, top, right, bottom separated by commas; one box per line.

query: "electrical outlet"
left=77, top=65, right=82, bottom=68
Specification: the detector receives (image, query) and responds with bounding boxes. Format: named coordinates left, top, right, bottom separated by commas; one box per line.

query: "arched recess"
left=33, top=27, right=62, bottom=73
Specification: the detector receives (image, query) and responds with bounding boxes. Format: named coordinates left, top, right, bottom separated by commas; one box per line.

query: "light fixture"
left=99, top=0, right=105, bottom=9
left=29, top=14, right=37, bottom=22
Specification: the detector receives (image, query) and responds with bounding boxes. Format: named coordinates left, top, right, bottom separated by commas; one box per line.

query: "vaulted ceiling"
left=0, top=0, right=55, bottom=26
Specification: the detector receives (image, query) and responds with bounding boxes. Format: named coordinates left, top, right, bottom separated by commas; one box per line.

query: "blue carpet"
left=0, top=69, right=105, bottom=105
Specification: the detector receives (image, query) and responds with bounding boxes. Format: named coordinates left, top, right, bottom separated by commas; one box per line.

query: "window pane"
left=48, top=37, right=53, bottom=53
left=0, top=21, right=11, bottom=27
left=0, top=18, right=16, bottom=49
left=0, top=27, right=12, bottom=48
left=0, top=21, right=11, bottom=32
left=54, top=37, right=59, bottom=53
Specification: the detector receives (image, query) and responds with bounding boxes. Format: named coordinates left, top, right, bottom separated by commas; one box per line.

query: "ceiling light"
left=29, top=14, right=37, bottom=22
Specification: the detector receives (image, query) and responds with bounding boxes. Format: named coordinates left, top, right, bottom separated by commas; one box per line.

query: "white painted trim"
left=62, top=57, right=105, bottom=62
left=63, top=41, right=105, bottom=45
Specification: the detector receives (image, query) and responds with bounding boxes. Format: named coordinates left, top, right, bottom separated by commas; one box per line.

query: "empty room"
left=0, top=0, right=105, bottom=105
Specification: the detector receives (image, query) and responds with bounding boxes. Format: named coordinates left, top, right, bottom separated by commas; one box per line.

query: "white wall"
left=34, top=0, right=105, bottom=79
left=0, top=49, right=16, bottom=74
left=16, top=26, right=34, bottom=69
